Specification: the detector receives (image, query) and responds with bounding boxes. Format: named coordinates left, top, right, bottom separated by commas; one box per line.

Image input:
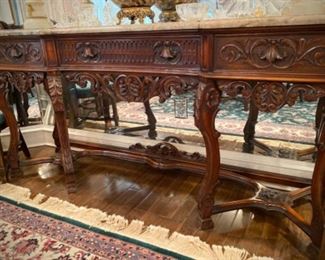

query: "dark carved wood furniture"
left=0, top=21, right=324, bottom=253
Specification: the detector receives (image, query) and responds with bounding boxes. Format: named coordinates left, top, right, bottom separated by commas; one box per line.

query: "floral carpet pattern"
left=0, top=199, right=177, bottom=259
left=117, top=94, right=317, bottom=143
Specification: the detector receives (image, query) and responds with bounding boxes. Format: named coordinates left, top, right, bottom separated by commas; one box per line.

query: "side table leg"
left=243, top=100, right=259, bottom=153
left=144, top=100, right=157, bottom=139
left=194, top=80, right=221, bottom=229
left=311, top=103, right=325, bottom=248
left=44, top=72, right=76, bottom=193
left=0, top=87, right=20, bottom=180
left=314, top=97, right=325, bottom=160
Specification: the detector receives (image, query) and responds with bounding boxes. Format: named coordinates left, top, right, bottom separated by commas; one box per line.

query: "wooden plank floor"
left=5, top=146, right=318, bottom=259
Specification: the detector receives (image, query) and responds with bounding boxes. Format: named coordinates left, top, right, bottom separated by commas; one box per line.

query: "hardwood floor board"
left=6, top=146, right=318, bottom=259
left=236, top=237, right=276, bottom=259
left=102, top=170, right=165, bottom=216
left=145, top=174, right=198, bottom=219
left=170, top=188, right=198, bottom=224
left=133, top=171, right=185, bottom=213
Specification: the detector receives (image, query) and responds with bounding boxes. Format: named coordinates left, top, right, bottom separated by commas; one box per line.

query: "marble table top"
left=1, top=14, right=325, bottom=36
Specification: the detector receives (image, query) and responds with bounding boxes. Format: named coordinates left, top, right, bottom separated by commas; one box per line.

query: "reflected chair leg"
left=194, top=80, right=221, bottom=229
left=144, top=100, right=157, bottom=139
left=243, top=100, right=259, bottom=153
left=13, top=89, right=29, bottom=126
left=111, top=96, right=119, bottom=127
left=102, top=94, right=111, bottom=132
left=0, top=88, right=20, bottom=179
left=0, top=136, right=7, bottom=182
left=19, top=130, right=31, bottom=159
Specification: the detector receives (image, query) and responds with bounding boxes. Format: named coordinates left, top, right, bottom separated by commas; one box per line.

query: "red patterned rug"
left=0, top=184, right=272, bottom=260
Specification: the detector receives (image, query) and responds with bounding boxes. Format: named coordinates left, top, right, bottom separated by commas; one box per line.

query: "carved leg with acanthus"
left=0, top=85, right=20, bottom=180
left=243, top=100, right=259, bottom=153
left=194, top=80, right=221, bottom=229
left=44, top=72, right=76, bottom=192
left=310, top=107, right=325, bottom=248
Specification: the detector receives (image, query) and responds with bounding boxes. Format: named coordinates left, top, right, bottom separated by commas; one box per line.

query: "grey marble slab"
left=0, top=14, right=325, bottom=37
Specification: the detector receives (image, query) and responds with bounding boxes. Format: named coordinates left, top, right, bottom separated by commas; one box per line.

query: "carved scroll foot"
left=194, top=80, right=221, bottom=230
left=6, top=167, right=23, bottom=181
left=66, top=174, right=77, bottom=193
left=319, top=229, right=325, bottom=259
left=199, top=216, right=214, bottom=230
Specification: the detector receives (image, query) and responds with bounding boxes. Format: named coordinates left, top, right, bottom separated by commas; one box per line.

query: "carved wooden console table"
left=0, top=17, right=324, bottom=251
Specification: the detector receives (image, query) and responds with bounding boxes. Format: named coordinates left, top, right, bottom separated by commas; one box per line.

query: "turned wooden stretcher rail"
left=0, top=16, right=324, bottom=253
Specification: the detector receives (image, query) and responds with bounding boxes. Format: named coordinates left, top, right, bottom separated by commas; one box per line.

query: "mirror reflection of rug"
left=0, top=183, right=272, bottom=260
left=117, top=97, right=317, bottom=144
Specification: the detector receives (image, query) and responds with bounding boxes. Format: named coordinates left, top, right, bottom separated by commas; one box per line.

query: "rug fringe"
left=0, top=183, right=272, bottom=260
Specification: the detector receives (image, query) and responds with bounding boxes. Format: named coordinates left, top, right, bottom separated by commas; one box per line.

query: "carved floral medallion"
left=0, top=42, right=42, bottom=64
left=219, top=38, right=325, bottom=69
left=76, top=42, right=101, bottom=63
left=153, top=41, right=182, bottom=65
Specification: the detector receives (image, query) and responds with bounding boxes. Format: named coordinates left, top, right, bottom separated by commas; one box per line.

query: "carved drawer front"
left=214, top=35, right=325, bottom=73
left=0, top=40, right=43, bottom=65
left=57, top=37, right=201, bottom=68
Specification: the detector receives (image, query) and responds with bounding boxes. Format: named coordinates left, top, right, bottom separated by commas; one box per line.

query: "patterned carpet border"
left=0, top=194, right=188, bottom=260
left=0, top=183, right=272, bottom=260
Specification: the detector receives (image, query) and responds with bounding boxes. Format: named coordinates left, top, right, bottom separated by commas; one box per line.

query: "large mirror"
left=0, top=0, right=319, bottom=180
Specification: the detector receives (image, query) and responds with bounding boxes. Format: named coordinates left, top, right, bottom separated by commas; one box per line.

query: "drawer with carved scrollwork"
left=214, top=35, right=325, bottom=74
left=0, top=39, right=44, bottom=66
left=56, top=36, right=201, bottom=69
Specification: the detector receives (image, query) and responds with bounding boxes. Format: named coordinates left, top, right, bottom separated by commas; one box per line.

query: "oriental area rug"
left=0, top=183, right=272, bottom=260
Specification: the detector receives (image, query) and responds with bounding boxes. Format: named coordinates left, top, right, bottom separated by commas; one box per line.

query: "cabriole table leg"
left=194, top=79, right=221, bottom=229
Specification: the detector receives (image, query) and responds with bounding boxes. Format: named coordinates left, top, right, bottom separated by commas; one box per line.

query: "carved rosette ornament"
left=157, top=76, right=190, bottom=102
left=76, top=42, right=101, bottom=63
left=64, top=72, right=114, bottom=96
left=9, top=72, right=44, bottom=93
left=129, top=142, right=206, bottom=162
left=114, top=74, right=150, bottom=102
left=0, top=72, right=44, bottom=93
left=220, top=38, right=325, bottom=69
left=220, top=80, right=325, bottom=113
left=153, top=41, right=182, bottom=65
left=252, top=82, right=287, bottom=113
left=113, top=74, right=199, bottom=103
left=46, top=75, right=65, bottom=112
left=0, top=42, right=42, bottom=64
left=0, top=72, right=12, bottom=89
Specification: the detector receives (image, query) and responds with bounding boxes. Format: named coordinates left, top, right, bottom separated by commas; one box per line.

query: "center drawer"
left=56, top=35, right=201, bottom=70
